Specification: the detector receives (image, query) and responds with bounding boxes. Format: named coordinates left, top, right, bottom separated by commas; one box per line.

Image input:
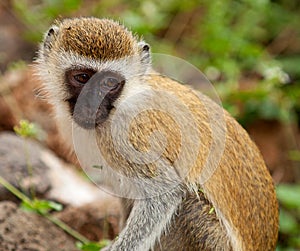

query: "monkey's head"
left=36, top=17, right=151, bottom=130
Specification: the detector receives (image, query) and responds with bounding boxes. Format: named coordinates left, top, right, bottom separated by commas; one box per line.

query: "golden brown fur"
left=49, top=18, right=138, bottom=61
left=146, top=75, right=278, bottom=250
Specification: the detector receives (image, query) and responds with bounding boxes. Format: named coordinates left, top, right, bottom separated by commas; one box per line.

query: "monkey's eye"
left=74, top=73, right=91, bottom=84
left=66, top=69, right=96, bottom=87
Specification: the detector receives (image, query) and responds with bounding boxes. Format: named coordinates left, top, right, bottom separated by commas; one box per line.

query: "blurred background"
left=0, top=0, right=299, bottom=250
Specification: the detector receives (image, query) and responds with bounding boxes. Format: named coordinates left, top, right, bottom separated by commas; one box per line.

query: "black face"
left=65, top=69, right=125, bottom=129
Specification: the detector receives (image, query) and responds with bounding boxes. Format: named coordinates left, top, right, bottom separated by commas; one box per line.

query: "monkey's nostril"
left=47, top=28, right=55, bottom=36
left=143, top=44, right=150, bottom=52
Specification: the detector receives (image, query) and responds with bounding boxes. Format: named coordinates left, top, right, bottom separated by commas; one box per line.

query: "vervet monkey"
left=36, top=17, right=278, bottom=251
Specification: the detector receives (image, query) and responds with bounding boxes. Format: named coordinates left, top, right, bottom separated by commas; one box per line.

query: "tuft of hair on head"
left=41, top=17, right=144, bottom=61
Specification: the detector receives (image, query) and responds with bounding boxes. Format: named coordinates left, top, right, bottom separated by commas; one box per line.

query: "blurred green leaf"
left=21, top=199, right=63, bottom=215
left=279, top=56, right=300, bottom=78
left=288, top=150, right=300, bottom=161
left=277, top=184, right=300, bottom=209
left=14, top=120, right=38, bottom=139
left=76, top=240, right=110, bottom=251
left=279, top=208, right=299, bottom=235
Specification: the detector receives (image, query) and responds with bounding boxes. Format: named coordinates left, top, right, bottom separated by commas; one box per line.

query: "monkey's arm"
left=109, top=187, right=184, bottom=251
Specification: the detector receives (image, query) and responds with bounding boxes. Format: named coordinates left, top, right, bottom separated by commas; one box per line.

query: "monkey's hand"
left=109, top=186, right=184, bottom=251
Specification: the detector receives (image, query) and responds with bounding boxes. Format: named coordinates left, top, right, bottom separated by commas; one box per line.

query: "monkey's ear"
left=138, top=41, right=151, bottom=64
left=43, top=25, right=59, bottom=53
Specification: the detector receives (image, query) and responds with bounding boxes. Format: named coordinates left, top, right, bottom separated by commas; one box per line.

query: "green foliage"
left=76, top=240, right=110, bottom=251
left=0, top=175, right=62, bottom=216
left=13, top=119, right=39, bottom=139
left=277, top=184, right=300, bottom=209
left=288, top=150, right=300, bottom=162
left=12, top=0, right=300, bottom=124
left=21, top=199, right=63, bottom=215
left=276, top=184, right=300, bottom=250
left=12, top=0, right=82, bottom=42
left=218, top=69, right=299, bottom=125
left=13, top=120, right=46, bottom=143
left=7, top=60, right=27, bottom=71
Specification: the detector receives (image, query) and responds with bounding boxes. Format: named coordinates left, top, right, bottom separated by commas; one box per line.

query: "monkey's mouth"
left=71, top=98, right=113, bottom=129
left=72, top=111, right=110, bottom=129
left=73, top=115, right=103, bottom=129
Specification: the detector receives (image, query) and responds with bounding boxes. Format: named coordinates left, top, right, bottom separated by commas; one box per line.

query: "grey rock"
left=0, top=132, right=51, bottom=201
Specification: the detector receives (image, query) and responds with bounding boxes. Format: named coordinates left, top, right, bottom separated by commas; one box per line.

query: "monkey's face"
left=36, top=17, right=151, bottom=130
left=65, top=69, right=125, bottom=129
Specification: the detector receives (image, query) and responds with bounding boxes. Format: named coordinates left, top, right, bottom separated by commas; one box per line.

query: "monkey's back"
left=150, top=77, right=278, bottom=250
left=144, top=75, right=278, bottom=250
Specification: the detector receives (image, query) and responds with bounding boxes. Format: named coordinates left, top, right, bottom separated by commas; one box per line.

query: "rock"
left=0, top=132, right=120, bottom=208
left=42, top=148, right=118, bottom=207
left=0, top=131, right=122, bottom=245
left=0, top=201, right=79, bottom=251
left=0, top=132, right=51, bottom=201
